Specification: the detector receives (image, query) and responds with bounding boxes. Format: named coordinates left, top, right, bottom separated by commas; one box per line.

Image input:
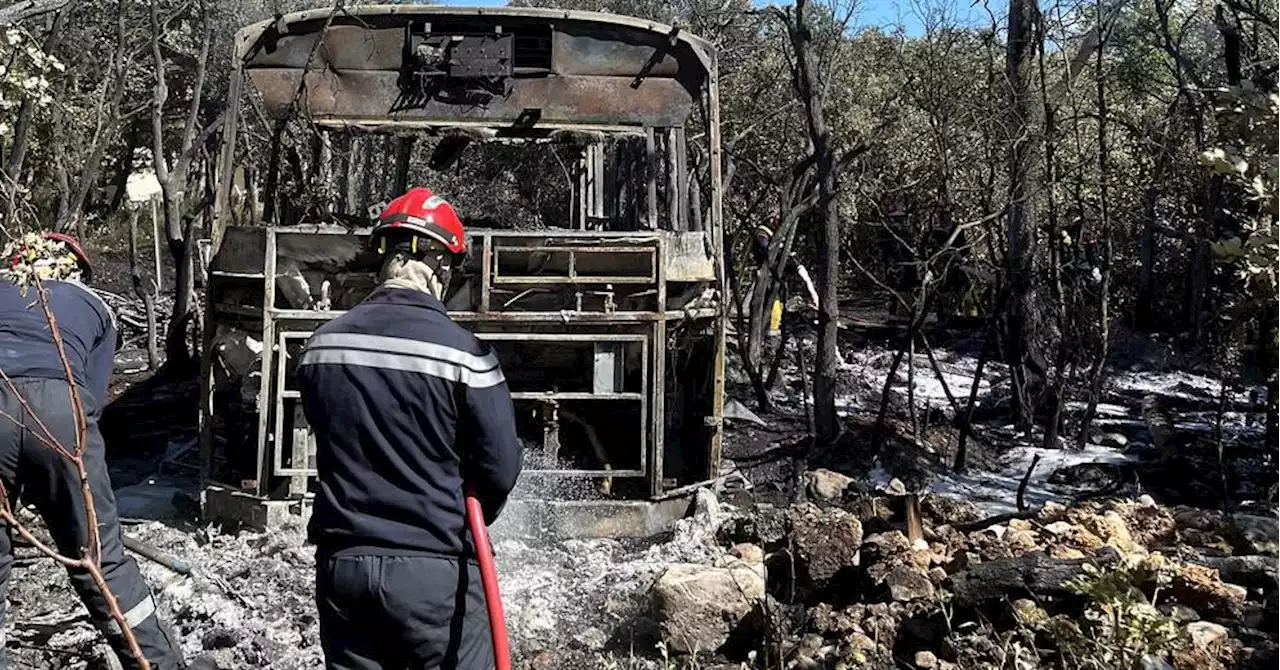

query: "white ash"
left=9, top=460, right=733, bottom=669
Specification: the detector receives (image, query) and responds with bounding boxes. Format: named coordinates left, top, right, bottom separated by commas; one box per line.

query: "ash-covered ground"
left=4, top=294, right=1275, bottom=669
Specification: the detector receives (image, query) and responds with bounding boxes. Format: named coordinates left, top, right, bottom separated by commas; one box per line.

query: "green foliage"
left=1201, top=84, right=1280, bottom=300
left=1057, top=554, right=1187, bottom=670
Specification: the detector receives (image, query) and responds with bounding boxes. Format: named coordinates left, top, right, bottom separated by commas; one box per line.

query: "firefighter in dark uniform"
left=297, top=187, right=523, bottom=670
left=0, top=233, right=187, bottom=670
left=751, top=218, right=819, bottom=333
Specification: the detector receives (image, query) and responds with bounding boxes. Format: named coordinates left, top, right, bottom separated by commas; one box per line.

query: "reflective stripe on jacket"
left=296, top=286, right=523, bottom=556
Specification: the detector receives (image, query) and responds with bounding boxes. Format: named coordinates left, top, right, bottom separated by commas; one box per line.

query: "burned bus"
left=198, top=5, right=727, bottom=527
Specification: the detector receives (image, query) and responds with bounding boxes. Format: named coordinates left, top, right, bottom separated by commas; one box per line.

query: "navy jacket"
left=0, top=278, right=117, bottom=418
left=296, top=285, right=523, bottom=556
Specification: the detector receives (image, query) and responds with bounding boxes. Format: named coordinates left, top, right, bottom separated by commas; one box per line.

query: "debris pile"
left=684, top=475, right=1279, bottom=670
left=4, top=473, right=1276, bottom=670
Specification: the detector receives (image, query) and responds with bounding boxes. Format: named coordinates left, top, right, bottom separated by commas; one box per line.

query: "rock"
left=1186, top=621, right=1229, bottom=650
left=847, top=631, right=877, bottom=652
left=789, top=503, right=863, bottom=592
left=885, top=566, right=935, bottom=602
left=527, top=650, right=558, bottom=670
left=1159, top=603, right=1200, bottom=623
left=715, top=550, right=765, bottom=580
left=1008, top=518, right=1034, bottom=532
left=1194, top=554, right=1280, bottom=589
left=950, top=552, right=982, bottom=571
left=1117, top=502, right=1178, bottom=547
left=1053, top=521, right=1104, bottom=552
left=571, top=626, right=610, bottom=651
left=1137, top=494, right=1157, bottom=507
left=1229, top=513, right=1279, bottom=556
left=1044, top=521, right=1075, bottom=536
left=914, top=650, right=939, bottom=668
left=718, top=504, right=788, bottom=548
left=1098, top=432, right=1129, bottom=448
left=1005, top=529, right=1039, bottom=553
left=1011, top=598, right=1049, bottom=629
left=200, top=627, right=239, bottom=650
left=884, top=478, right=908, bottom=496
left=807, top=468, right=855, bottom=501
left=1079, top=511, right=1142, bottom=555
left=928, top=567, right=948, bottom=584
left=1050, top=463, right=1125, bottom=490
left=1048, top=546, right=1087, bottom=560
left=1037, top=501, right=1068, bottom=522
left=920, top=495, right=983, bottom=525
left=651, top=562, right=765, bottom=655
left=723, top=398, right=768, bottom=426
left=1174, top=507, right=1224, bottom=532
left=729, top=543, right=765, bottom=565
left=1172, top=647, right=1229, bottom=670
left=863, top=531, right=911, bottom=561
left=808, top=603, right=863, bottom=636
left=1172, top=564, right=1246, bottom=619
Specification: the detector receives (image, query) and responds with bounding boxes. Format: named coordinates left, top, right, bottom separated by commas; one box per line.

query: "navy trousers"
left=317, top=550, right=497, bottom=670
left=0, top=377, right=186, bottom=669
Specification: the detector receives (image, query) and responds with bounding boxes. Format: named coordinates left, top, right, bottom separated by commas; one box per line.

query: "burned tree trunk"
left=149, top=0, right=213, bottom=372
left=780, top=0, right=842, bottom=446
left=1002, top=0, right=1050, bottom=429
left=128, top=207, right=160, bottom=370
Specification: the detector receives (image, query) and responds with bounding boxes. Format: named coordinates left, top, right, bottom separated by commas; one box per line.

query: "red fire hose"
left=464, top=490, right=512, bottom=670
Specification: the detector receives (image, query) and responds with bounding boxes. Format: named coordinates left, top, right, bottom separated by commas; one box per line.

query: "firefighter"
left=751, top=216, right=820, bottom=334
left=296, top=187, right=523, bottom=670
left=0, top=233, right=187, bottom=670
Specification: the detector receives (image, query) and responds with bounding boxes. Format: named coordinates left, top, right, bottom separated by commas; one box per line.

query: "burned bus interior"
left=200, top=6, right=727, bottom=511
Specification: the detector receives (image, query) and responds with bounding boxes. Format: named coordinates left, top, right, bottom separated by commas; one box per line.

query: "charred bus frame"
left=199, top=5, right=727, bottom=523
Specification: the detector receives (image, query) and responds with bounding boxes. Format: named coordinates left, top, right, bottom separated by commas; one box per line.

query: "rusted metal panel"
left=246, top=69, right=694, bottom=127
left=551, top=26, right=681, bottom=77
left=238, top=7, right=714, bottom=73
left=246, top=22, right=692, bottom=81
left=248, top=24, right=405, bottom=70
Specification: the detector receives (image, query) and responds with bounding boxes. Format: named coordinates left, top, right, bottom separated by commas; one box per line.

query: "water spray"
left=465, top=489, right=512, bottom=670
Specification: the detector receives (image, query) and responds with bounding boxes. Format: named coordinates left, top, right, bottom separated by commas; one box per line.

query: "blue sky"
left=427, top=0, right=990, bottom=35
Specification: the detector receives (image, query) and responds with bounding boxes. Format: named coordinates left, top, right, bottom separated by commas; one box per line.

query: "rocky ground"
left=3, top=275, right=1275, bottom=669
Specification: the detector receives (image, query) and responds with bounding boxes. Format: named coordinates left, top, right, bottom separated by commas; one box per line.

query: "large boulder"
left=806, top=468, right=855, bottom=502
left=1171, top=564, right=1246, bottom=620
left=650, top=562, right=766, bottom=655
left=789, top=503, right=864, bottom=594
left=1076, top=510, right=1142, bottom=555
left=884, top=566, right=936, bottom=602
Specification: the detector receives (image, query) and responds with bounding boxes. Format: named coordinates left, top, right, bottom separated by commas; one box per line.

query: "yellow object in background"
left=768, top=299, right=783, bottom=333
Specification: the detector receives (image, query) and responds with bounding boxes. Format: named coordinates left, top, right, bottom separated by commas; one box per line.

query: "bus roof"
left=234, top=5, right=717, bottom=130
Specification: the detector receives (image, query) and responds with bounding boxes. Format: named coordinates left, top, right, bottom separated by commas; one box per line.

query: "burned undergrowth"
left=3, top=275, right=1275, bottom=670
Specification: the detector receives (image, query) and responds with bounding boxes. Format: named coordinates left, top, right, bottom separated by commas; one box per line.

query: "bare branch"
left=0, top=0, right=70, bottom=24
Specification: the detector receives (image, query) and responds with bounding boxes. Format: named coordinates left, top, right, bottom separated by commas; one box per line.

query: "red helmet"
left=43, top=232, right=93, bottom=282
left=372, top=187, right=467, bottom=256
